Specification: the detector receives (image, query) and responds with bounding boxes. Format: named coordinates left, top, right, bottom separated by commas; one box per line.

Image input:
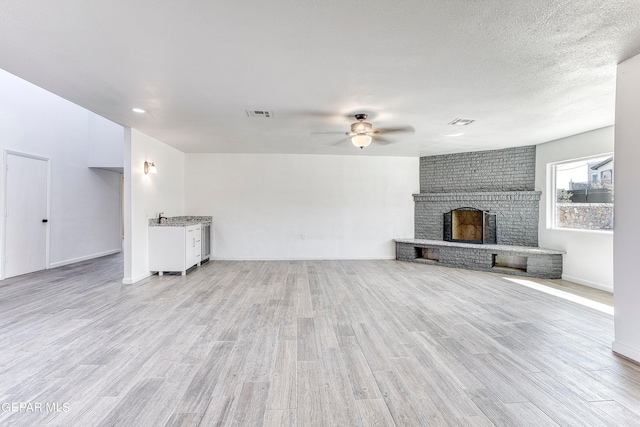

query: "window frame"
left=547, top=152, right=614, bottom=233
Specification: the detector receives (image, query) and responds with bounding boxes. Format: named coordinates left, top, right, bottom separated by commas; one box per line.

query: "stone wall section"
left=556, top=203, right=613, bottom=230
left=420, top=145, right=536, bottom=193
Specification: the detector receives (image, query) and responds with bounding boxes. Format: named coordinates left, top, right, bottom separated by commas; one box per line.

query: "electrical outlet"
left=301, top=234, right=306, bottom=240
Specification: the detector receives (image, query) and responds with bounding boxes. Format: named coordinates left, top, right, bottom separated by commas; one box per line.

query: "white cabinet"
left=149, top=224, right=202, bottom=276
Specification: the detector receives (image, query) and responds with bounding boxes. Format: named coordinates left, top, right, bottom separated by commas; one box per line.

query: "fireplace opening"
left=421, top=247, right=440, bottom=261
left=492, top=254, right=527, bottom=272
left=412, top=247, right=440, bottom=262
left=443, top=207, right=496, bottom=244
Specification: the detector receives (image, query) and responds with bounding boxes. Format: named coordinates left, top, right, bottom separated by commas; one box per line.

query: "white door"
left=4, top=153, right=48, bottom=278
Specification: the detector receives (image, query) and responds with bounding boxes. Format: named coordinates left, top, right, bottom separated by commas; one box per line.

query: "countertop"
left=148, top=216, right=213, bottom=227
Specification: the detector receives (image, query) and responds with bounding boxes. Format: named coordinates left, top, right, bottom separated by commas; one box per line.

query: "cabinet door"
left=149, top=227, right=187, bottom=272
left=186, top=225, right=201, bottom=267
left=193, top=225, right=202, bottom=263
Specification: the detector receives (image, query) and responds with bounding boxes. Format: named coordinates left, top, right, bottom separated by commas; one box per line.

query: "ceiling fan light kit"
left=314, top=112, right=414, bottom=149
left=348, top=114, right=375, bottom=149
left=351, top=134, right=373, bottom=149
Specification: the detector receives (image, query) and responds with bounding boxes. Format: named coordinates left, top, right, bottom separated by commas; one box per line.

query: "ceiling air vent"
left=245, top=110, right=273, bottom=118
left=448, top=118, right=475, bottom=126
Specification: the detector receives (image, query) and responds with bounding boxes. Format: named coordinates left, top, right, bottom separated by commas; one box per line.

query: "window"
left=550, top=154, right=613, bottom=231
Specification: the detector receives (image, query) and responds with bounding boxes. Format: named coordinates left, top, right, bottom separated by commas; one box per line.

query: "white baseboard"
left=49, top=249, right=121, bottom=269
left=562, top=274, right=613, bottom=293
left=612, top=341, right=640, bottom=364
left=122, top=271, right=151, bottom=285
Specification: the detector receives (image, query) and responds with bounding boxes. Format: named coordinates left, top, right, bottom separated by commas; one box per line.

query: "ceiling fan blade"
left=375, top=125, right=415, bottom=135
left=372, top=136, right=395, bottom=145
left=311, top=131, right=347, bottom=135
left=331, top=138, right=350, bottom=146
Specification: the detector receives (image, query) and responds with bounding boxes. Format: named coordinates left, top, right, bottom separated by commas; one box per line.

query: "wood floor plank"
left=521, top=370, right=623, bottom=426
left=266, top=339, right=297, bottom=410
left=297, top=317, right=318, bottom=362
left=162, top=412, right=203, bottom=427
left=350, top=323, right=392, bottom=372
left=465, top=388, right=531, bottom=427
left=584, top=368, right=640, bottom=414
left=503, top=401, right=560, bottom=426
left=181, top=324, right=223, bottom=364
left=355, top=398, right=396, bottom=427
left=295, top=274, right=314, bottom=317
left=230, top=382, right=270, bottom=426
left=390, top=356, right=470, bottom=423
left=318, top=346, right=362, bottom=426
left=372, top=370, right=429, bottom=426
left=177, top=341, right=235, bottom=413
left=263, top=409, right=296, bottom=427
left=197, top=395, right=235, bottom=426
left=97, top=378, right=165, bottom=427
left=297, top=361, right=330, bottom=426
left=337, top=336, right=382, bottom=400
left=212, top=338, right=254, bottom=399
left=244, top=328, right=279, bottom=383
left=45, top=396, right=119, bottom=427
left=131, top=363, right=201, bottom=427
left=589, top=400, right=640, bottom=426
left=1, top=254, right=638, bottom=427
left=455, top=415, right=496, bottom=426
left=437, top=337, right=530, bottom=405
left=409, top=331, right=486, bottom=390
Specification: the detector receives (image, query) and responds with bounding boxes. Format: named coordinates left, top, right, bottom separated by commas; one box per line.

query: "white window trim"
left=547, top=152, right=614, bottom=233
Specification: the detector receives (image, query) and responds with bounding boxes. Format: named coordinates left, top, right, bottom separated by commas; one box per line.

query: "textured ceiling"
left=1, top=1, right=640, bottom=157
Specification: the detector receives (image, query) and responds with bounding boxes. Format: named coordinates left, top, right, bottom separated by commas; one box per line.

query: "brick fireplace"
left=396, top=145, right=564, bottom=279
left=415, top=145, right=540, bottom=246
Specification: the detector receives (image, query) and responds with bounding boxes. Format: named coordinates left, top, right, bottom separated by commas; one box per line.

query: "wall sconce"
left=144, top=161, right=157, bottom=175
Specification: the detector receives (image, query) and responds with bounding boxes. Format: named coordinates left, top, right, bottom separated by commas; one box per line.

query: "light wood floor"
left=0, top=254, right=637, bottom=426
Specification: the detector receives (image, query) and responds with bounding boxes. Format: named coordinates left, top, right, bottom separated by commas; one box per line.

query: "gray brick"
left=420, top=146, right=535, bottom=193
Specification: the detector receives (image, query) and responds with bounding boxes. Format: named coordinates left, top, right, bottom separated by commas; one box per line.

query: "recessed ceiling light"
left=445, top=132, right=465, bottom=137
left=132, top=108, right=146, bottom=113
left=448, top=118, right=475, bottom=126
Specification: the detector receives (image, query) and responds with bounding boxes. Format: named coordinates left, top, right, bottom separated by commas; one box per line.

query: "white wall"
left=535, top=127, right=614, bottom=291
left=123, top=128, right=185, bottom=284
left=87, top=112, right=124, bottom=170
left=184, top=154, right=418, bottom=260
left=613, top=53, right=640, bottom=363
left=0, top=69, right=122, bottom=275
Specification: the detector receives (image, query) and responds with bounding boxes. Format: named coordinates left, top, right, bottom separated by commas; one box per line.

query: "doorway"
left=3, top=151, right=50, bottom=278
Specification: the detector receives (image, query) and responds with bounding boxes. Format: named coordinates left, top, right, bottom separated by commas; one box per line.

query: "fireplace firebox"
left=443, top=207, right=496, bottom=244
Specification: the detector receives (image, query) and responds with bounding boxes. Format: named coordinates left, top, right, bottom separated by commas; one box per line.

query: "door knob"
left=42, top=219, right=48, bottom=223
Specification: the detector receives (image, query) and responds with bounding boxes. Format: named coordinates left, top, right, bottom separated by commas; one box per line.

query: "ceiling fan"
left=314, top=113, right=414, bottom=149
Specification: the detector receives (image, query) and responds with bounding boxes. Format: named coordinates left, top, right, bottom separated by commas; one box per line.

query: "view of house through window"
left=552, top=154, right=614, bottom=231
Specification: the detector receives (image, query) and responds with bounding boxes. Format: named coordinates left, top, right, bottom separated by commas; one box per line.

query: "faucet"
left=158, top=212, right=165, bottom=224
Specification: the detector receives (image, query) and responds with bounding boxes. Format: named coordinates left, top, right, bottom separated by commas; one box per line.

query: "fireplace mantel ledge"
left=394, top=238, right=565, bottom=255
